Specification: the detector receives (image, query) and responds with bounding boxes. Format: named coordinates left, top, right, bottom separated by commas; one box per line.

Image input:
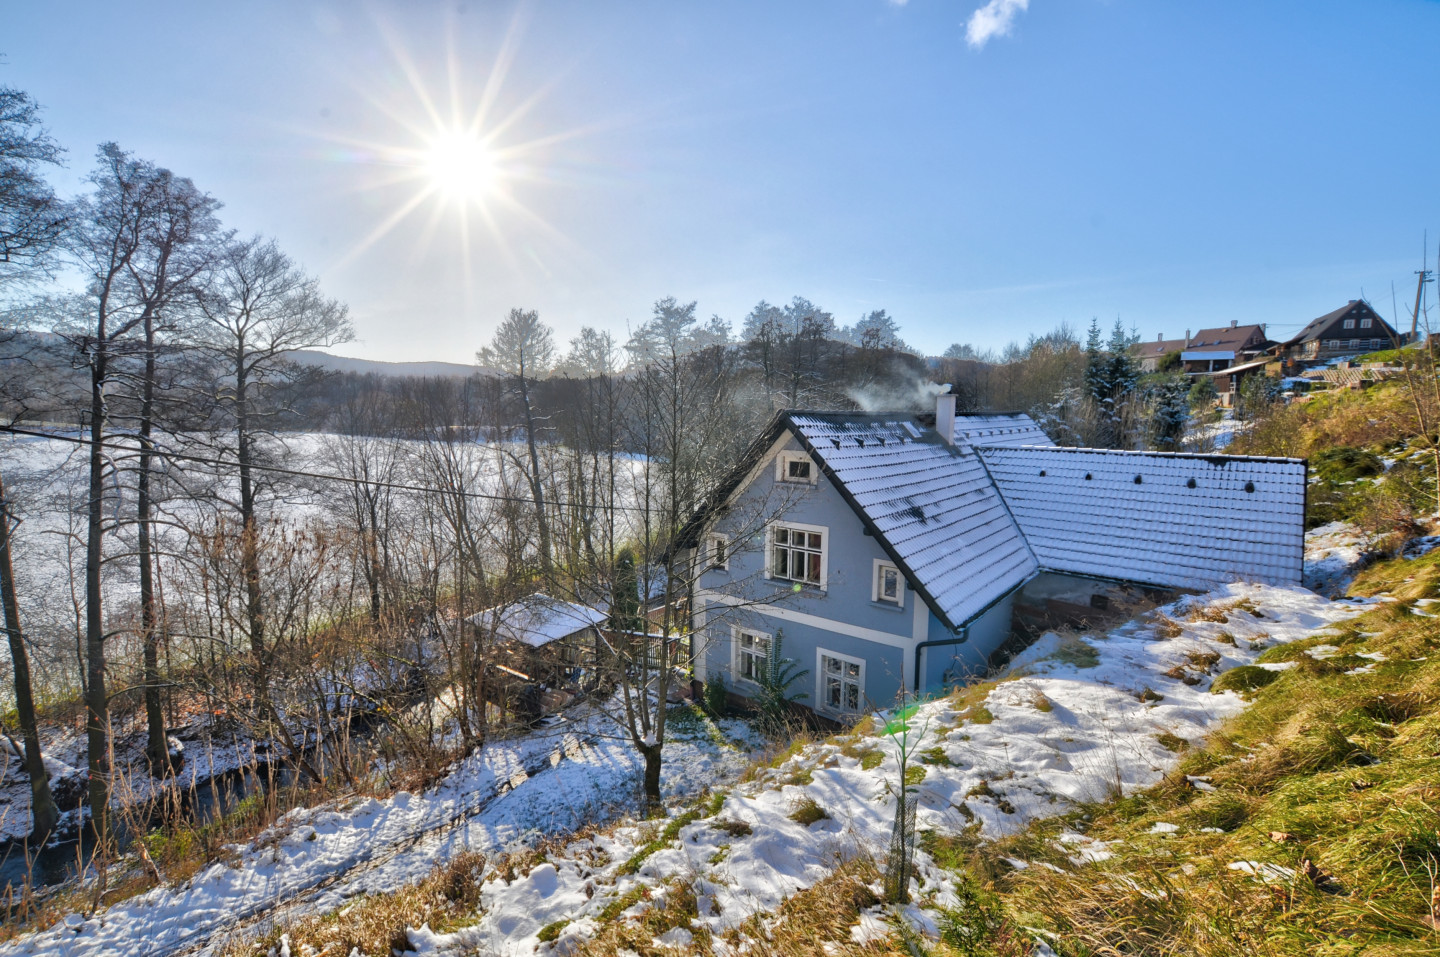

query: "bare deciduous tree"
left=479, top=308, right=555, bottom=577
left=193, top=236, right=351, bottom=771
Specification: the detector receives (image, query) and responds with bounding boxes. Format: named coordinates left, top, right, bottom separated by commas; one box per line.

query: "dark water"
left=0, top=765, right=288, bottom=893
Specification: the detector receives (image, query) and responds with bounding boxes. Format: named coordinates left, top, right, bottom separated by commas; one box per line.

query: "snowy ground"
left=1303, top=521, right=1374, bottom=597
left=1186, top=411, right=1239, bottom=451
left=3, top=701, right=762, bottom=957
left=383, top=583, right=1363, bottom=957
left=4, top=582, right=1368, bottom=957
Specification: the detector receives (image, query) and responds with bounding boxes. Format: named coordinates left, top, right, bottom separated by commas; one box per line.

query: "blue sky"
left=6, top=0, right=1440, bottom=361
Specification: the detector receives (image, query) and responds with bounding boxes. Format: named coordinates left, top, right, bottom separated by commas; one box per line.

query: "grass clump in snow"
left=788, top=796, right=830, bottom=827
left=1048, top=635, right=1102, bottom=669
left=718, top=856, right=884, bottom=957
left=1210, top=664, right=1280, bottom=695
left=958, top=571, right=1440, bottom=956
left=596, top=885, right=649, bottom=923
left=618, top=806, right=707, bottom=876
left=711, top=816, right=752, bottom=837
left=920, top=745, right=954, bottom=767
left=536, top=918, right=570, bottom=942
left=1155, top=732, right=1189, bottom=753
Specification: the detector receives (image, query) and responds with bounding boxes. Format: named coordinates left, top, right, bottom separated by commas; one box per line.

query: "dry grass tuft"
left=788, top=796, right=830, bottom=827
left=213, top=849, right=487, bottom=957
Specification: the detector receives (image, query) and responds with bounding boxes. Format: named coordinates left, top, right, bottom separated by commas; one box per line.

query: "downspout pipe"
left=914, top=631, right=968, bottom=693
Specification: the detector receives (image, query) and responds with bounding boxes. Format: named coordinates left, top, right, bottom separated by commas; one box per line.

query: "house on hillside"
left=1280, top=300, right=1404, bottom=361
left=678, top=395, right=1306, bottom=721
left=1179, top=322, right=1272, bottom=374
left=1135, top=334, right=1188, bottom=372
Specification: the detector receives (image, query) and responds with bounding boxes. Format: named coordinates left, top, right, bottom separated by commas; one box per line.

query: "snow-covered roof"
left=468, top=594, right=607, bottom=648
left=788, top=413, right=1038, bottom=630
left=977, top=446, right=1305, bottom=590
left=950, top=413, right=1055, bottom=450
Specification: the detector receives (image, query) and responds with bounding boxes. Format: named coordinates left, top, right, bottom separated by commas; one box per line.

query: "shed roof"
left=785, top=412, right=1038, bottom=631
left=976, top=446, right=1305, bottom=590
left=468, top=594, right=607, bottom=648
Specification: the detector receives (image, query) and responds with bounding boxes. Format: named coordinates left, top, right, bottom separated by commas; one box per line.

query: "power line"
left=0, top=424, right=657, bottom=514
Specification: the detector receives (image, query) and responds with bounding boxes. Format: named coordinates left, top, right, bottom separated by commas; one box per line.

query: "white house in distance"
left=678, top=393, right=1306, bottom=721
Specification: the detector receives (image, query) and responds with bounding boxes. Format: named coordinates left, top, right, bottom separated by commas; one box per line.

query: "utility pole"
left=1411, top=231, right=1433, bottom=341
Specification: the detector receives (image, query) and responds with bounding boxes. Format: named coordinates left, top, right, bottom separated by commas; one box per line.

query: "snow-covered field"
left=6, top=580, right=1369, bottom=957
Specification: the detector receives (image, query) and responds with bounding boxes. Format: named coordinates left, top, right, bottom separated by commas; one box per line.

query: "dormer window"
left=777, top=451, right=816, bottom=485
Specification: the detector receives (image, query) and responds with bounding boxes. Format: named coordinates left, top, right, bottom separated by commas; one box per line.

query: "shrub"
left=1311, top=446, right=1384, bottom=483
left=703, top=673, right=728, bottom=717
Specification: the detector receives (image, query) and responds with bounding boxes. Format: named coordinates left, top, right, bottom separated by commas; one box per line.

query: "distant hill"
left=287, top=350, right=494, bottom=379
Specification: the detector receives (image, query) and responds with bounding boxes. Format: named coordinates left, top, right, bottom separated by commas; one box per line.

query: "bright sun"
left=423, top=131, right=497, bottom=203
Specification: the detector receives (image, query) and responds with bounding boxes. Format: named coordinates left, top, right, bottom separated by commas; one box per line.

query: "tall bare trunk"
left=0, top=471, right=59, bottom=837
left=85, top=351, right=111, bottom=846
left=518, top=374, right=552, bottom=577
left=234, top=358, right=266, bottom=706
left=138, top=311, right=169, bottom=775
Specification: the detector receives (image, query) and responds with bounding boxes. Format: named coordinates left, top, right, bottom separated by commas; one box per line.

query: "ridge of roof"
left=974, top=444, right=1305, bottom=466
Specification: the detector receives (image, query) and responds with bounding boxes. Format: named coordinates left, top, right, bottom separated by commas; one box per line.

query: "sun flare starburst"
left=312, top=11, right=597, bottom=281
left=423, top=130, right=499, bottom=203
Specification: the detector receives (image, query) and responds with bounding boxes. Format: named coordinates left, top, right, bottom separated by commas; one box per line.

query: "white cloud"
left=965, top=0, right=1030, bottom=49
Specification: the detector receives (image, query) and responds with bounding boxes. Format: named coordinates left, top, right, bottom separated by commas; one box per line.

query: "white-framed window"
left=817, top=649, right=865, bottom=715
left=1349, top=338, right=1359, bottom=349
left=776, top=451, right=816, bottom=485
left=1370, top=338, right=1382, bottom=348
left=768, top=522, right=826, bottom=588
left=1325, top=339, right=1339, bottom=350
left=732, top=627, right=771, bottom=685
left=1343, top=318, right=1356, bottom=329
left=1360, top=317, right=1373, bottom=329
left=873, top=559, right=903, bottom=607
left=707, top=533, right=729, bottom=570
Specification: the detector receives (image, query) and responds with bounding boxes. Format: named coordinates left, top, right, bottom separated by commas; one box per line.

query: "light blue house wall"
left=693, top=432, right=1015, bottom=717
left=918, top=592, right=1015, bottom=691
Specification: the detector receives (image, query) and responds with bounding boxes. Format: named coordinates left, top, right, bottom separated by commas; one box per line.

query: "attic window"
left=1187, top=478, right=1197, bottom=489
left=1245, top=481, right=1256, bottom=493
left=1133, top=475, right=1143, bottom=485
left=777, top=452, right=816, bottom=485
